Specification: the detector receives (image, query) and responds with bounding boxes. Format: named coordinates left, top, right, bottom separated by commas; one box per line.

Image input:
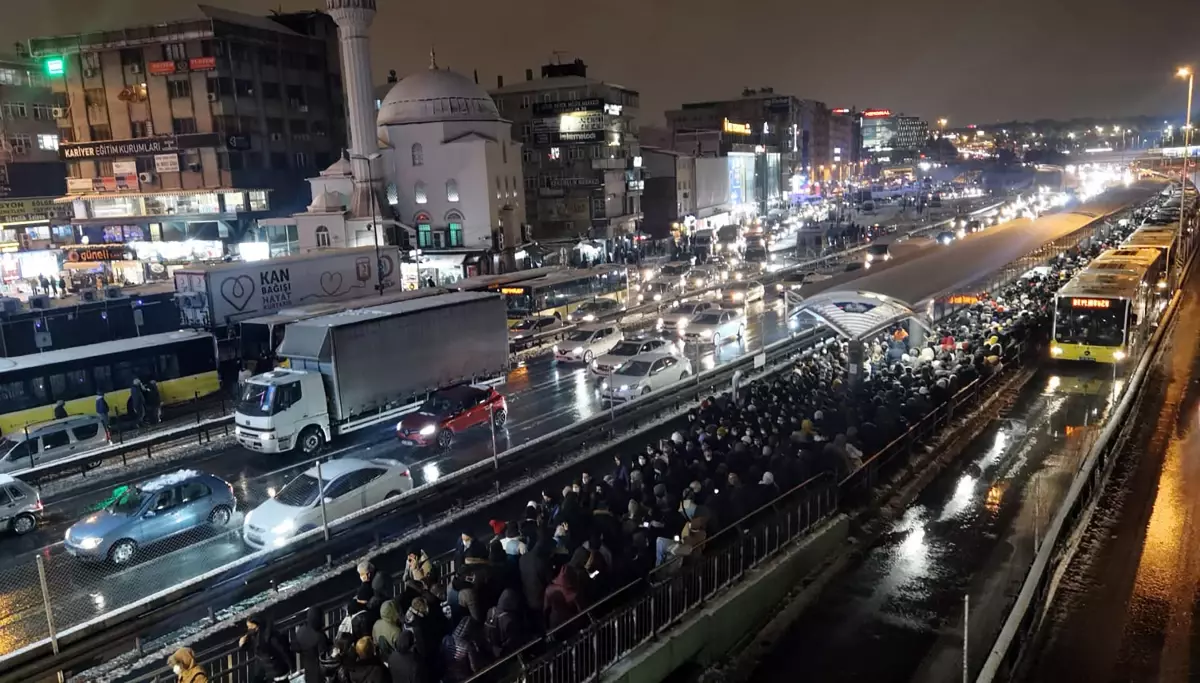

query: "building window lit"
left=7, top=134, right=31, bottom=155
left=387, top=182, right=399, bottom=206
left=417, top=223, right=432, bottom=248
left=0, top=69, right=20, bottom=86
left=315, top=226, right=331, bottom=247
left=36, top=134, right=58, bottom=151
left=248, top=190, right=269, bottom=211
left=2, top=102, right=27, bottom=119
left=448, top=222, right=463, bottom=247
left=411, top=143, right=423, bottom=166
left=415, top=181, right=427, bottom=204
left=446, top=179, right=459, bottom=202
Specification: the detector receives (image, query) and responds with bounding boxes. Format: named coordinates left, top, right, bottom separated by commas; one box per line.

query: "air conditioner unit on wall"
left=129, top=63, right=142, bottom=74
left=83, top=68, right=96, bottom=78
left=207, top=93, right=218, bottom=102
left=138, top=171, right=156, bottom=183
left=51, top=107, right=68, bottom=119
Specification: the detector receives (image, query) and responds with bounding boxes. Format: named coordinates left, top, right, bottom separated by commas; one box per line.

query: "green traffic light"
left=44, top=56, right=65, bottom=77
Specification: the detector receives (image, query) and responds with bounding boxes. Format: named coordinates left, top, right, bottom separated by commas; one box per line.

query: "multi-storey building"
left=488, top=59, right=642, bottom=243
left=666, top=89, right=830, bottom=212
left=895, top=116, right=930, bottom=155
left=26, top=5, right=346, bottom=277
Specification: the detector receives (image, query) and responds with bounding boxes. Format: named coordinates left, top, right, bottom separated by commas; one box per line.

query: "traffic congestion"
left=0, top=190, right=1015, bottom=657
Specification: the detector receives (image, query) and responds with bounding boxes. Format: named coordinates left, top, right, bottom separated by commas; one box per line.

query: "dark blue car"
left=65, top=470, right=236, bottom=565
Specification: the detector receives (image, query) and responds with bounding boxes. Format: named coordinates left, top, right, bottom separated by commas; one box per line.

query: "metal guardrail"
left=108, top=332, right=1033, bottom=683
left=975, top=244, right=1195, bottom=682
left=5, top=318, right=832, bottom=683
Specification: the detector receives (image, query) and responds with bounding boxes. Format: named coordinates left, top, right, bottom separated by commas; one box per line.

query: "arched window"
left=446, top=179, right=459, bottom=202
left=415, top=212, right=432, bottom=249
left=495, top=176, right=502, bottom=199
left=415, top=181, right=427, bottom=204
left=315, top=225, right=331, bottom=247
left=386, top=182, right=399, bottom=206
left=411, top=143, right=423, bottom=166
left=446, top=210, right=464, bottom=248
left=501, top=142, right=507, bottom=164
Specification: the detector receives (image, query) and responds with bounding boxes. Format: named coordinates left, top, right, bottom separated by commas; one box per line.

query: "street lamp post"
left=350, top=151, right=385, bottom=295
left=1177, top=67, right=1194, bottom=278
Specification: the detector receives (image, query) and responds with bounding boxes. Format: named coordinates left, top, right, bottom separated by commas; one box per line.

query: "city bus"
left=1050, top=248, right=1165, bottom=364
left=1120, top=226, right=1177, bottom=288
left=490, top=264, right=630, bottom=323
left=450, top=267, right=561, bottom=294
left=0, top=330, right=219, bottom=435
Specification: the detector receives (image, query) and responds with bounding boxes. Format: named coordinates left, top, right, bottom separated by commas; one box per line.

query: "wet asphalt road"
left=1020, top=263, right=1200, bottom=682
left=750, top=363, right=1126, bottom=683
left=0, top=200, right=981, bottom=656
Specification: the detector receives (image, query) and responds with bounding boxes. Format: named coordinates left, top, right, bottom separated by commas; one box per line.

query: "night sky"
left=4, top=0, right=1196, bottom=126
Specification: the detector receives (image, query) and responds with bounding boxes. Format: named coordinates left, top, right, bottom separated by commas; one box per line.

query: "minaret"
left=326, top=0, right=384, bottom=219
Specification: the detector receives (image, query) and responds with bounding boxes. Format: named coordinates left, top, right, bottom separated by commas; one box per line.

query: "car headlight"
left=583, top=314, right=595, bottom=321
left=271, top=519, right=295, bottom=535
left=78, top=536, right=103, bottom=550
left=653, top=293, right=662, bottom=301
left=677, top=318, right=689, bottom=329
left=1050, top=346, right=1063, bottom=356
left=865, top=254, right=874, bottom=262
left=733, top=292, right=744, bottom=301
left=619, top=384, right=629, bottom=392
left=419, top=424, right=436, bottom=436
left=553, top=344, right=559, bottom=353
left=259, top=431, right=273, bottom=441
left=591, top=360, right=598, bottom=368
left=1114, top=350, right=1126, bottom=361
left=775, top=283, right=784, bottom=291
left=699, top=329, right=713, bottom=338
left=572, top=346, right=584, bottom=355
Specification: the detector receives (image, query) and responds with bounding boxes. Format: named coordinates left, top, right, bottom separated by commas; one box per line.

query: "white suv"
left=681, top=309, right=746, bottom=345
left=554, top=324, right=623, bottom=364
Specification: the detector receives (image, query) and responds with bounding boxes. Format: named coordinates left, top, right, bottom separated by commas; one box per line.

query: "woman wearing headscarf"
left=238, top=616, right=292, bottom=682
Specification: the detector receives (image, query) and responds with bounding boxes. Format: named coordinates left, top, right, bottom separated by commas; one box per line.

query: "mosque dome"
left=377, top=66, right=501, bottom=126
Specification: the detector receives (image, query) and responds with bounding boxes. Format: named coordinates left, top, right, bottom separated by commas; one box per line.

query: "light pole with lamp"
left=1177, top=67, right=1194, bottom=278
left=350, top=151, right=385, bottom=295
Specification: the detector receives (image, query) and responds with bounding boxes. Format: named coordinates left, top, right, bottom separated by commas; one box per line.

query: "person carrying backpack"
left=483, top=588, right=525, bottom=658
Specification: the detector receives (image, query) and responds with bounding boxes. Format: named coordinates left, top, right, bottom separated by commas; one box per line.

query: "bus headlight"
left=1050, top=346, right=1064, bottom=356
left=1114, top=350, right=1126, bottom=361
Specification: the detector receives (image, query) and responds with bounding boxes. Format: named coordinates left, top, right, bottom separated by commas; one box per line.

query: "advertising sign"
left=0, top=197, right=70, bottom=224
left=112, top=160, right=138, bottom=176
left=66, top=175, right=140, bottom=194
left=723, top=118, right=752, bottom=135
left=147, top=61, right=177, bottom=76
left=534, top=130, right=605, bottom=146
left=65, top=244, right=131, bottom=263
left=558, top=111, right=607, bottom=133
left=188, top=56, right=217, bottom=71
left=532, top=98, right=605, bottom=116
left=174, top=246, right=403, bottom=326
left=154, top=154, right=180, bottom=173
left=60, top=133, right=224, bottom=161
left=863, top=109, right=892, bottom=118
left=546, top=176, right=602, bottom=189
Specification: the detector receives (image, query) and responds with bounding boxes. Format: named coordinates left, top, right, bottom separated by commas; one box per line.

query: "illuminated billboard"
left=723, top=118, right=752, bottom=135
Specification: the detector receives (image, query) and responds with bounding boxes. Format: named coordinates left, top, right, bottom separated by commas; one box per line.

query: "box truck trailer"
left=174, top=246, right=402, bottom=329
left=234, top=291, right=508, bottom=454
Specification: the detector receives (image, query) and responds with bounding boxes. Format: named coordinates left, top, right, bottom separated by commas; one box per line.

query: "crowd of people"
left=170, top=225, right=1137, bottom=683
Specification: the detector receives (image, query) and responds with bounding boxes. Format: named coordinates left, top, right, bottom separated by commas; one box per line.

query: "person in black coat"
left=239, top=616, right=292, bottom=682
left=386, top=630, right=430, bottom=683
left=291, top=607, right=329, bottom=683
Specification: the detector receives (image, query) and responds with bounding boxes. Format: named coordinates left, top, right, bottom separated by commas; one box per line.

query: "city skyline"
left=1, top=0, right=1194, bottom=126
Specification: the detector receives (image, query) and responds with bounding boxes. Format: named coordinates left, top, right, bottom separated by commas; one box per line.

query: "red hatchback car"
left=396, top=385, right=507, bottom=449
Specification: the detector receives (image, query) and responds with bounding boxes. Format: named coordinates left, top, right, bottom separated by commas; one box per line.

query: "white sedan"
left=600, top=351, right=693, bottom=402
left=659, top=300, right=719, bottom=334
left=721, top=280, right=765, bottom=306
left=590, top=337, right=675, bottom=377
left=680, top=309, right=746, bottom=345
left=554, top=324, right=623, bottom=364
left=243, top=457, right=412, bottom=549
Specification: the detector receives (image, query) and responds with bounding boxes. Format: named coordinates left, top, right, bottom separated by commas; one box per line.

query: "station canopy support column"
left=791, top=290, right=931, bottom=389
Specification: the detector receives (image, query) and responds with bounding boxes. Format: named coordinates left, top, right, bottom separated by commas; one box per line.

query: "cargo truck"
left=234, top=291, right=508, bottom=455
left=174, top=246, right=402, bottom=330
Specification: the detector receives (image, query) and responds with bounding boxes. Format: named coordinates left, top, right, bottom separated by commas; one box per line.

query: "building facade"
left=895, top=116, right=930, bottom=156
left=27, top=4, right=347, bottom=276
left=666, top=89, right=829, bottom=212
left=488, top=59, right=642, bottom=243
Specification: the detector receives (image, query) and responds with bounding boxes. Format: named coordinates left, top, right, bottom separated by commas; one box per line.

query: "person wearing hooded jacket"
left=238, top=616, right=292, bottom=682
left=386, top=630, right=430, bottom=683
left=291, top=607, right=329, bottom=683
left=440, top=617, right=488, bottom=683
left=167, top=647, right=208, bottom=683
left=485, top=587, right=526, bottom=657
left=372, top=599, right=402, bottom=656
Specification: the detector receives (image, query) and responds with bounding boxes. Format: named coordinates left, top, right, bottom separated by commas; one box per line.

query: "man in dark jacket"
left=386, top=630, right=429, bottom=683
left=485, top=587, right=526, bottom=657
left=291, top=607, right=329, bottom=683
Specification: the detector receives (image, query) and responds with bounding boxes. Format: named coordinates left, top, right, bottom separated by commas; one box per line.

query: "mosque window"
left=315, top=226, right=331, bottom=247
left=446, top=179, right=459, bottom=202
left=411, top=143, right=424, bottom=166
left=415, top=181, right=428, bottom=204
left=387, top=183, right=399, bottom=206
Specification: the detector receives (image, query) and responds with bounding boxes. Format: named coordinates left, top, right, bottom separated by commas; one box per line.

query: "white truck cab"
left=235, top=369, right=330, bottom=455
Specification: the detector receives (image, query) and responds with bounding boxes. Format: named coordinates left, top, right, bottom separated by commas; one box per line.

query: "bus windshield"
left=1054, top=298, right=1127, bottom=347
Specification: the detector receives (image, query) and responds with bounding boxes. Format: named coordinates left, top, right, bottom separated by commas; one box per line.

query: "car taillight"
left=402, top=470, right=410, bottom=477
left=33, top=498, right=43, bottom=511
